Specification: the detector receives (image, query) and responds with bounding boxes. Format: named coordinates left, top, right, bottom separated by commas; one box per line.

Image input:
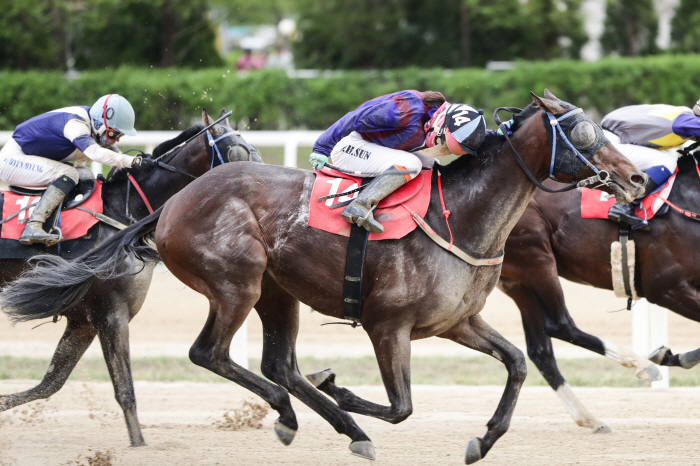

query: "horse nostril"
left=631, top=174, right=645, bottom=186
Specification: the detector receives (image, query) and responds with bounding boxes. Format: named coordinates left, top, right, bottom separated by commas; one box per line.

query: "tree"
left=601, top=0, right=658, bottom=56
left=671, top=0, right=700, bottom=53
left=0, top=0, right=64, bottom=70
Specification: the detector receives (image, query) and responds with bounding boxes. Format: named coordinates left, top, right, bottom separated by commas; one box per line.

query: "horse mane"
left=676, top=148, right=697, bottom=173
left=106, top=124, right=204, bottom=185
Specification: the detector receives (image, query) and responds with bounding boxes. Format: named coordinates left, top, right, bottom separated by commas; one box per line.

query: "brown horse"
left=0, top=92, right=644, bottom=463
left=497, top=147, right=700, bottom=434
left=0, top=109, right=261, bottom=446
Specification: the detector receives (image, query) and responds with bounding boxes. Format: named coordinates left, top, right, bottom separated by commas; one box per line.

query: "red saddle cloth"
left=580, top=187, right=616, bottom=219
left=1, top=182, right=103, bottom=241
left=307, top=168, right=433, bottom=240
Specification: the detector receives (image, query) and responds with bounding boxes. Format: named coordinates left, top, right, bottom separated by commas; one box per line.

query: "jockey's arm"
left=672, top=114, right=700, bottom=141
left=63, top=119, right=135, bottom=168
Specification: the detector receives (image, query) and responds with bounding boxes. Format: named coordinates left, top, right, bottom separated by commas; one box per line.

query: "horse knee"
left=189, top=344, right=212, bottom=368
left=511, top=351, right=528, bottom=385
left=388, top=404, right=412, bottom=424
left=115, top=391, right=137, bottom=410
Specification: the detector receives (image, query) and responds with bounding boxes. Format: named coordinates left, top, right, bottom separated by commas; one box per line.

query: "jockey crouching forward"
left=601, top=101, right=700, bottom=228
left=310, top=90, right=487, bottom=233
left=0, top=94, right=157, bottom=246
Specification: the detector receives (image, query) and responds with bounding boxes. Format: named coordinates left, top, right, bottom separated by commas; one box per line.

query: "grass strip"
left=0, top=355, right=696, bottom=387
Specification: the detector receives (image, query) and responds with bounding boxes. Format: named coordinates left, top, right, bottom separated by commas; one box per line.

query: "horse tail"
left=0, top=206, right=164, bottom=324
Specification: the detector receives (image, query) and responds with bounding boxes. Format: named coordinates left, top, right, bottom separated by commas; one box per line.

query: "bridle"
left=494, top=106, right=612, bottom=194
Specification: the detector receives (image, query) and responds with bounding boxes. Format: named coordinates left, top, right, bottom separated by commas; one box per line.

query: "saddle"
left=9, top=179, right=97, bottom=211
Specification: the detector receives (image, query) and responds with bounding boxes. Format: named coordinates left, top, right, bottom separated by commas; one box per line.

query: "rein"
left=495, top=107, right=611, bottom=194
left=656, top=150, right=700, bottom=222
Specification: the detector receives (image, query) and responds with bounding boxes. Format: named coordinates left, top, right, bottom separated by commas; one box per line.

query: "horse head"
left=202, top=108, right=263, bottom=163
left=528, top=90, right=645, bottom=202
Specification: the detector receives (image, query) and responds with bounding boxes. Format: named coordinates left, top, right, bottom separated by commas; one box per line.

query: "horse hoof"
left=349, top=440, right=376, bottom=461
left=273, top=419, right=297, bottom=446
left=465, top=437, right=483, bottom=464
left=592, top=424, right=612, bottom=434
left=648, top=346, right=671, bottom=365
left=635, top=364, right=662, bottom=381
left=305, top=368, right=335, bottom=388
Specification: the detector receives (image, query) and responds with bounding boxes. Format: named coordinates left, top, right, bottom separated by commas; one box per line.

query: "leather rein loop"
left=494, top=107, right=610, bottom=194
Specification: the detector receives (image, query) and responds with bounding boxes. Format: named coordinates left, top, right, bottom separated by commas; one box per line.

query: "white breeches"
left=330, top=132, right=423, bottom=179
left=604, top=130, right=678, bottom=173
left=0, top=138, right=79, bottom=187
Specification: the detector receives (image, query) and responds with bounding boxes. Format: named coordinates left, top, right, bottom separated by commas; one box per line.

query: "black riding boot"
left=19, top=176, right=77, bottom=246
left=607, top=203, right=649, bottom=230
left=341, top=167, right=409, bottom=233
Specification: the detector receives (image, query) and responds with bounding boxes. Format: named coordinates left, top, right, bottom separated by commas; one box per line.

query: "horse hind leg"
left=0, top=318, right=96, bottom=411
left=255, top=274, right=374, bottom=460
left=438, top=314, right=527, bottom=464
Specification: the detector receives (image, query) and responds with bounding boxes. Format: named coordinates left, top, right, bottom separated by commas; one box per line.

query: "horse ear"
left=202, top=108, right=215, bottom=127
left=202, top=108, right=224, bottom=137
left=543, top=89, right=560, bottom=101
left=530, top=91, right=567, bottom=114
left=219, top=108, right=231, bottom=128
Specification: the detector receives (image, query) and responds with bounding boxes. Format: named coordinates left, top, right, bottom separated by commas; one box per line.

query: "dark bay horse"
left=0, top=92, right=644, bottom=463
left=498, top=149, right=700, bottom=434
left=0, top=109, right=261, bottom=446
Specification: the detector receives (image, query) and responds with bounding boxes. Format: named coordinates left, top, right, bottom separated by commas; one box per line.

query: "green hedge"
left=1, top=55, right=699, bottom=131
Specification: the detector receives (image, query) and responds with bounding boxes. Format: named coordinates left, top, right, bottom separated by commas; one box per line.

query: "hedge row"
left=1, top=55, right=699, bottom=131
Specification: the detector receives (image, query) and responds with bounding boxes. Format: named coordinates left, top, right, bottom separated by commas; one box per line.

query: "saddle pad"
left=308, top=168, right=433, bottom=240
left=1, top=181, right=103, bottom=241
left=635, top=168, right=677, bottom=221
left=580, top=187, right=616, bottom=219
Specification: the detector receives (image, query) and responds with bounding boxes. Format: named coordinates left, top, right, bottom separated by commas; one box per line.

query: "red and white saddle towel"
left=307, top=167, right=433, bottom=240
left=581, top=168, right=677, bottom=221
left=0, top=182, right=104, bottom=241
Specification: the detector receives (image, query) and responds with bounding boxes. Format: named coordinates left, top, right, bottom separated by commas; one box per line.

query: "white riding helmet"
left=89, top=94, right=137, bottom=137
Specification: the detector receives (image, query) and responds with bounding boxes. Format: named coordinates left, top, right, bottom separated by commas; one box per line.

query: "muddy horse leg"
left=0, top=317, right=96, bottom=411
left=306, top=322, right=413, bottom=425
left=256, top=275, right=374, bottom=460
left=439, top=314, right=527, bottom=464
left=499, top=277, right=611, bottom=433
left=95, top=303, right=146, bottom=447
left=648, top=281, right=700, bottom=368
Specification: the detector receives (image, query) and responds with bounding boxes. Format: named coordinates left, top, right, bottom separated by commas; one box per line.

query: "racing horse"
left=0, top=91, right=644, bottom=463
left=0, top=109, right=261, bottom=447
left=497, top=145, right=700, bottom=434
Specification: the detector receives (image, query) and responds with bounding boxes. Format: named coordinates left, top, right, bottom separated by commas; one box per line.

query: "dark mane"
left=152, top=124, right=204, bottom=158
left=677, top=145, right=699, bottom=173
left=106, top=124, right=204, bottom=185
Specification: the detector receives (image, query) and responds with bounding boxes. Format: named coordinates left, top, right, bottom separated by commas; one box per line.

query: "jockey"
left=602, top=101, right=700, bottom=228
left=310, top=90, right=487, bottom=233
left=0, top=94, right=157, bottom=246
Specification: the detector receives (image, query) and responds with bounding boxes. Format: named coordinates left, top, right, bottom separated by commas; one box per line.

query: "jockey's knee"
left=645, top=164, right=674, bottom=188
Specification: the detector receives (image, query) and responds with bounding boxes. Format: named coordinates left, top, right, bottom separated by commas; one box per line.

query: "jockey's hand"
left=309, top=153, right=328, bottom=170
left=497, top=119, right=514, bottom=137
left=130, top=156, right=157, bottom=173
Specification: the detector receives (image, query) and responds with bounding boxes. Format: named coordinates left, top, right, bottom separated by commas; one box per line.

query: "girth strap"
left=618, top=223, right=633, bottom=310
left=342, top=178, right=371, bottom=324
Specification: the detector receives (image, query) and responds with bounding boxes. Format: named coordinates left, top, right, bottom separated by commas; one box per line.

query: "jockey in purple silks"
left=602, top=100, right=700, bottom=228
left=310, top=90, right=487, bottom=233
left=0, top=94, right=157, bottom=246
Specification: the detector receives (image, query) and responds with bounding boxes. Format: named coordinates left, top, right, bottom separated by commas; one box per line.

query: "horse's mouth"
left=610, top=180, right=639, bottom=203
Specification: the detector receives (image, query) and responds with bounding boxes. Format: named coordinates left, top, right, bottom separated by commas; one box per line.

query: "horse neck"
left=101, top=139, right=208, bottom=222
left=438, top=120, right=550, bottom=257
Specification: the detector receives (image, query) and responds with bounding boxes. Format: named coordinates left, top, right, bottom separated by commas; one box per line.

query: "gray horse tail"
left=0, top=207, right=164, bottom=324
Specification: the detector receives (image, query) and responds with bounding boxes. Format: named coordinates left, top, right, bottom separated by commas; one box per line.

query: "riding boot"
left=19, top=176, right=76, bottom=246
left=341, top=167, right=409, bottom=234
left=607, top=203, right=649, bottom=230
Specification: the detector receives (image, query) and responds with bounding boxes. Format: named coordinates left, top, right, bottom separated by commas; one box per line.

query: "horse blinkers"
left=543, top=109, right=609, bottom=182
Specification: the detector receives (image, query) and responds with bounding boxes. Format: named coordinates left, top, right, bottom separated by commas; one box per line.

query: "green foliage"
left=0, top=0, right=63, bottom=70
left=602, top=0, right=658, bottom=56
left=671, top=0, right=700, bottom=53
left=293, top=0, right=586, bottom=69
left=1, top=55, right=700, bottom=131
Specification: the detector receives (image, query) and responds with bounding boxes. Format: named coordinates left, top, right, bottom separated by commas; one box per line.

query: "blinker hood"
left=542, top=109, right=608, bottom=181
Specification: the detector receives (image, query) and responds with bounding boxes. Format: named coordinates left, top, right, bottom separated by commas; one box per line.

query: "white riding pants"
left=330, top=132, right=423, bottom=179
left=0, top=137, right=79, bottom=187
left=604, top=130, right=678, bottom=173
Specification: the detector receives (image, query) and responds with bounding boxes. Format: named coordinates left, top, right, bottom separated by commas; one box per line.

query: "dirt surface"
left=1, top=381, right=700, bottom=466
left=1, top=266, right=699, bottom=360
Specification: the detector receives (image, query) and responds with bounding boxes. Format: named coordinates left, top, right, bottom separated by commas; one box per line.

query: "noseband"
left=495, top=106, right=611, bottom=194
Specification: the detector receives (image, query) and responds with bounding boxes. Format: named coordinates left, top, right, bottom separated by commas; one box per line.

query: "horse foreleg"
left=439, top=314, right=527, bottom=464
left=0, top=318, right=96, bottom=411
left=500, top=277, right=612, bottom=433
left=256, top=276, right=374, bottom=460
left=95, top=305, right=145, bottom=447
left=306, top=324, right=413, bottom=425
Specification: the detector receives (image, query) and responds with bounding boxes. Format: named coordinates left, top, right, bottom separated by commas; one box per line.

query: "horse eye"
left=570, top=121, right=596, bottom=148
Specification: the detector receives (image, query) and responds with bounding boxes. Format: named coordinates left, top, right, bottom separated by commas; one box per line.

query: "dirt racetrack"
left=1, top=268, right=700, bottom=465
